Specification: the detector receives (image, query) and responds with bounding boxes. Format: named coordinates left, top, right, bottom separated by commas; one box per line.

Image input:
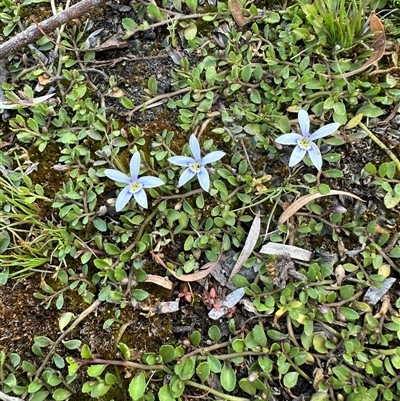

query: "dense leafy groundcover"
left=0, top=0, right=400, bottom=400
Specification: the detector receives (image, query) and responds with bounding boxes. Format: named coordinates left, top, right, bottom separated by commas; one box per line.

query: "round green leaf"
left=159, top=345, right=175, bottom=363
left=158, top=384, right=175, bottom=401
left=52, top=389, right=72, bottom=401
left=283, top=371, right=299, bottom=388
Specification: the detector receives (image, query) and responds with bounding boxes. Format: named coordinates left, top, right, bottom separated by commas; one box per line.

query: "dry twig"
left=0, top=0, right=108, bottom=60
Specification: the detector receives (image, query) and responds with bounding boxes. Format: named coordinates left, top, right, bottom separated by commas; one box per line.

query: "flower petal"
left=189, top=134, right=201, bottom=161
left=307, top=142, right=323, bottom=170
left=309, top=123, right=340, bottom=141
left=115, top=185, right=132, bottom=212
left=168, top=156, right=195, bottom=167
left=201, top=151, right=225, bottom=165
left=178, top=168, right=196, bottom=187
left=288, top=146, right=307, bottom=167
left=138, top=176, right=164, bottom=188
left=104, top=169, right=131, bottom=184
left=275, top=133, right=302, bottom=145
left=298, top=109, right=310, bottom=137
left=197, top=166, right=210, bottom=192
left=134, top=188, right=148, bottom=208
left=129, top=152, right=141, bottom=180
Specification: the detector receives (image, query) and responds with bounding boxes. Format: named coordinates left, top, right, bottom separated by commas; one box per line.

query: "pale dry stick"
left=75, top=357, right=172, bottom=374
left=184, top=380, right=250, bottom=401
left=0, top=0, right=108, bottom=60
left=126, top=86, right=223, bottom=117
left=124, top=13, right=213, bottom=39
left=156, top=188, right=203, bottom=202
left=33, top=299, right=101, bottom=380
left=91, top=54, right=169, bottom=68
left=126, top=87, right=191, bottom=117
left=0, top=392, right=24, bottom=401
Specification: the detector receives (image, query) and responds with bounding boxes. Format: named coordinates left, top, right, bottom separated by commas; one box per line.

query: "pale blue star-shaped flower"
left=105, top=152, right=164, bottom=211
left=168, top=134, right=225, bottom=192
left=275, top=110, right=340, bottom=170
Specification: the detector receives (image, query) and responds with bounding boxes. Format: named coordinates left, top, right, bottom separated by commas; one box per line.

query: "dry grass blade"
left=144, top=274, right=173, bottom=290
left=228, top=213, right=260, bottom=281
left=260, top=243, right=313, bottom=261
left=278, top=190, right=364, bottom=225
left=150, top=250, right=222, bottom=282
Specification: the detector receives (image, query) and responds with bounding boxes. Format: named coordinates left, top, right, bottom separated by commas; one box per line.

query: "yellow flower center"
left=298, top=138, right=311, bottom=150
left=190, top=163, right=201, bottom=173
left=130, top=181, right=142, bottom=194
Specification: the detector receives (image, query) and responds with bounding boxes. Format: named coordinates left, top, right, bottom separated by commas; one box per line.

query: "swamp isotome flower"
left=168, top=134, right=225, bottom=192
left=105, top=152, right=164, bottom=211
left=275, top=110, right=340, bottom=170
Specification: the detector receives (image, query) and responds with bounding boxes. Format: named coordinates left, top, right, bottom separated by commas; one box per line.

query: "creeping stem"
left=358, top=121, right=400, bottom=172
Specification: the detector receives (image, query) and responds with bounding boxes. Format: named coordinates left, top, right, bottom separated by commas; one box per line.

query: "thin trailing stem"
left=185, top=380, right=250, bottom=401
left=358, top=121, right=400, bottom=172
left=280, top=342, right=312, bottom=382
left=33, top=299, right=102, bottom=380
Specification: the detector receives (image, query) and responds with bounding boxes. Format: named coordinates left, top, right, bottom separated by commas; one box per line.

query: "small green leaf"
left=148, top=76, right=158, bottom=95
left=129, top=372, right=146, bottom=400
left=190, top=331, right=201, bottom=347
left=53, top=389, right=72, bottom=401
left=357, top=103, right=384, bottom=117
left=131, top=289, right=149, bottom=301
left=208, top=325, right=221, bottom=342
left=104, top=243, right=121, bottom=255
left=121, top=96, right=134, bottom=109
left=184, top=22, right=197, bottom=40
left=87, top=364, right=107, bottom=377
left=239, top=378, right=257, bottom=396
left=28, top=380, right=43, bottom=393
left=267, top=330, right=287, bottom=341
left=34, top=336, right=52, bottom=347
left=186, top=0, right=197, bottom=11
left=62, top=340, right=81, bottom=350
left=122, top=18, right=138, bottom=30
left=59, top=312, right=74, bottom=331
left=159, top=345, right=175, bottom=363
left=207, top=354, right=221, bottom=373
left=147, top=3, right=162, bottom=20
left=390, top=246, right=400, bottom=258
left=283, top=372, right=299, bottom=388
left=318, top=183, right=330, bottom=195
left=0, top=231, right=10, bottom=253
left=81, top=344, right=93, bottom=359
left=340, top=307, right=359, bottom=320
left=221, top=363, right=236, bottom=392
left=196, top=362, right=210, bottom=383
left=93, top=218, right=107, bottom=232
left=119, top=343, right=131, bottom=361
left=241, top=64, right=252, bottom=83
left=158, top=384, right=175, bottom=401
left=313, top=333, right=328, bottom=353
left=176, top=356, right=196, bottom=380
left=384, top=190, right=400, bottom=209
left=29, top=391, right=49, bottom=401
left=252, top=324, right=267, bottom=347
